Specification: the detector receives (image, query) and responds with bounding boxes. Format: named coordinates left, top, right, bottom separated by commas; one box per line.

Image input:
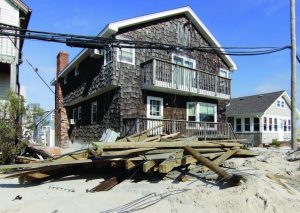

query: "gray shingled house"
left=226, top=91, right=296, bottom=146
left=51, top=7, right=238, bottom=148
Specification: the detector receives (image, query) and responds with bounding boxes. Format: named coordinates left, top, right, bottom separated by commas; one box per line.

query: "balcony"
left=123, top=117, right=236, bottom=140
left=141, top=58, right=231, bottom=100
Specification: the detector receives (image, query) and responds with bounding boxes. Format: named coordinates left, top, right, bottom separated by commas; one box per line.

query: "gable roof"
left=226, top=91, right=286, bottom=116
left=52, top=6, right=237, bottom=84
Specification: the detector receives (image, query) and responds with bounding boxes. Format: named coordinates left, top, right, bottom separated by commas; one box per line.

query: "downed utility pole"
left=184, top=146, right=242, bottom=186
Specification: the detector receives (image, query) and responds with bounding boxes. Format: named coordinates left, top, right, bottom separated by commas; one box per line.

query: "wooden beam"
left=201, top=150, right=237, bottom=173
left=158, top=151, right=183, bottom=173
left=143, top=160, right=156, bottom=172
left=184, top=146, right=242, bottom=186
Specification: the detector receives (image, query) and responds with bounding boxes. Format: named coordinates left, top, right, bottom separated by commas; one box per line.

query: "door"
left=172, top=55, right=196, bottom=90
left=147, top=96, right=163, bottom=135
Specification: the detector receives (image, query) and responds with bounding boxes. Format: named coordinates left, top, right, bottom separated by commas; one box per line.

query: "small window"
left=264, top=117, right=267, bottom=131
left=78, top=106, right=82, bottom=121
left=274, top=118, right=278, bottom=131
left=288, top=120, right=291, bottom=131
left=269, top=118, right=272, bottom=131
left=219, top=68, right=229, bottom=78
left=73, top=108, right=78, bottom=121
left=147, top=96, right=163, bottom=118
left=104, top=48, right=112, bottom=65
left=91, top=101, right=97, bottom=124
left=74, top=67, right=79, bottom=76
left=254, top=117, right=260, bottom=131
left=236, top=118, right=241, bottom=132
left=281, top=101, right=285, bottom=108
left=63, top=76, right=67, bottom=85
left=117, top=47, right=135, bottom=65
left=277, top=100, right=281, bottom=107
left=244, top=118, right=250, bottom=132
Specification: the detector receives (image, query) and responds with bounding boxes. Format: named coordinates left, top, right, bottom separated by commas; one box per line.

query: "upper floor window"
left=219, top=68, right=229, bottom=78
left=72, top=108, right=77, bottom=122
left=104, top=48, right=112, bottom=65
left=63, top=76, right=67, bottom=85
left=91, top=101, right=97, bottom=124
left=78, top=106, right=82, bottom=121
left=74, top=67, right=79, bottom=76
left=276, top=100, right=285, bottom=108
left=117, top=47, right=135, bottom=65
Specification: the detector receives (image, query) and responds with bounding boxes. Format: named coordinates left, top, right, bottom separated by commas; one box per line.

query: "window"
left=78, top=106, right=82, bottom=121
left=269, top=118, right=272, bottom=131
left=236, top=118, right=241, bottom=132
left=277, top=100, right=281, bottom=107
left=277, top=100, right=285, bottom=108
left=187, top=102, right=197, bottom=122
left=219, top=68, right=229, bottom=78
left=72, top=108, right=78, bottom=121
left=117, top=47, right=135, bottom=65
left=283, top=120, right=287, bottom=131
left=63, top=76, right=67, bottom=85
left=274, top=118, right=278, bottom=131
left=172, top=54, right=196, bottom=88
left=74, top=67, right=79, bottom=76
left=147, top=96, right=163, bottom=118
left=244, top=118, right=250, bottom=132
left=91, top=101, right=97, bottom=124
left=254, top=117, right=260, bottom=131
left=104, top=48, right=112, bottom=65
left=264, top=117, right=267, bottom=131
left=281, top=101, right=285, bottom=108
left=199, top=104, right=216, bottom=122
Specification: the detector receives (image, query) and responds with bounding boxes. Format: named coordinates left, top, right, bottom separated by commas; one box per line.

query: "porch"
left=123, top=117, right=236, bottom=140
left=141, top=58, right=231, bottom=100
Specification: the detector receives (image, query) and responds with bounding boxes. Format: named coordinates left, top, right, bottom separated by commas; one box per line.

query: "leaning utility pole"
left=290, top=0, right=297, bottom=150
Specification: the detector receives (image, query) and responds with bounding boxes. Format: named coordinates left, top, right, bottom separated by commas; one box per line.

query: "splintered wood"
left=0, top=130, right=257, bottom=187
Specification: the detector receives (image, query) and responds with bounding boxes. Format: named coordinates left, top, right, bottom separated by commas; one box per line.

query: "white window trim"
left=63, top=76, right=67, bottom=85
left=78, top=106, right=82, bottom=121
left=72, top=108, right=77, bottom=120
left=74, top=67, right=79, bottom=76
left=117, top=46, right=135, bottom=65
left=219, top=68, right=230, bottom=78
left=104, top=48, right=113, bottom=66
left=91, top=101, right=97, bottom=124
left=186, top=102, right=217, bottom=123
left=171, top=54, right=196, bottom=69
left=147, top=96, right=163, bottom=118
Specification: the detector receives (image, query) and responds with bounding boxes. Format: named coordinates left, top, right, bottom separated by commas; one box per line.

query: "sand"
left=0, top=147, right=299, bottom=213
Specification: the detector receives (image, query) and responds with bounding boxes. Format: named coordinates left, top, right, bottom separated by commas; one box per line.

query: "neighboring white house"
left=226, top=91, right=298, bottom=146
left=33, top=110, right=55, bottom=147
left=0, top=0, right=31, bottom=100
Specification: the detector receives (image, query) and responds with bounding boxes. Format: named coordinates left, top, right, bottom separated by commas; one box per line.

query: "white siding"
left=265, top=95, right=291, bottom=117
left=0, top=72, right=10, bottom=99
left=0, top=0, right=19, bottom=61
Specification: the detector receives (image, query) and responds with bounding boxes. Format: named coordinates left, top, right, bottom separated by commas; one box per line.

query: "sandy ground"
left=0, top=147, right=300, bottom=213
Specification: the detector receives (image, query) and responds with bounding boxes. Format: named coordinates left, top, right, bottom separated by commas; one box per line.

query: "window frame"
left=253, top=117, right=260, bottom=132
left=91, top=101, right=97, bottom=124
left=104, top=48, right=113, bottom=66
left=78, top=106, right=82, bottom=121
left=274, top=118, right=278, bottom=131
left=147, top=96, right=163, bottom=118
left=263, top=117, right=267, bottom=131
left=117, top=46, right=135, bottom=65
left=236, top=118, right=242, bottom=132
left=244, top=118, right=250, bottom=132
left=72, top=108, right=78, bottom=122
left=219, top=68, right=230, bottom=78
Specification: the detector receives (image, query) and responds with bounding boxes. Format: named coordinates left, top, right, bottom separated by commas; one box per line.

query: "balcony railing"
left=141, top=58, right=231, bottom=99
left=123, top=117, right=236, bottom=140
left=0, top=24, right=18, bottom=64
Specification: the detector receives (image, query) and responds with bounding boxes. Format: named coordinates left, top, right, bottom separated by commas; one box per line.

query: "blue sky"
left=20, top=0, right=300, bottom=110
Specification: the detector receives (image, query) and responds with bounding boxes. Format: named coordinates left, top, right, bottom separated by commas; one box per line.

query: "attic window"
left=276, top=100, right=285, bottom=108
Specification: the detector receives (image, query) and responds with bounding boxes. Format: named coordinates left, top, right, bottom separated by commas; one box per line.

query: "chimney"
left=55, top=51, right=70, bottom=148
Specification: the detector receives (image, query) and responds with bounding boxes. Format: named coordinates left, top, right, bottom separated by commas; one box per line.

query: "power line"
left=0, top=24, right=291, bottom=56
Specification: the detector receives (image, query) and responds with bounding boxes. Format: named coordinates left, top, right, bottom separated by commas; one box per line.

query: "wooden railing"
left=141, top=58, right=231, bottom=99
left=123, top=117, right=236, bottom=140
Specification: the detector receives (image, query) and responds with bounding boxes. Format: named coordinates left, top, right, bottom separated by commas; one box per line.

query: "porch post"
left=152, top=59, right=156, bottom=85
left=215, top=75, right=218, bottom=96
left=10, top=64, right=17, bottom=93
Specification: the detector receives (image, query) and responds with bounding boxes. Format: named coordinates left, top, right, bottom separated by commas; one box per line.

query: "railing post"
left=204, top=122, right=207, bottom=140
left=152, top=59, right=156, bottom=85
left=172, top=120, right=176, bottom=134
left=136, top=118, right=140, bottom=134
left=215, top=76, right=218, bottom=96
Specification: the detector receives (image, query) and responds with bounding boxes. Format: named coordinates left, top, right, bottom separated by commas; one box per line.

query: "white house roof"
left=52, top=6, right=237, bottom=84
